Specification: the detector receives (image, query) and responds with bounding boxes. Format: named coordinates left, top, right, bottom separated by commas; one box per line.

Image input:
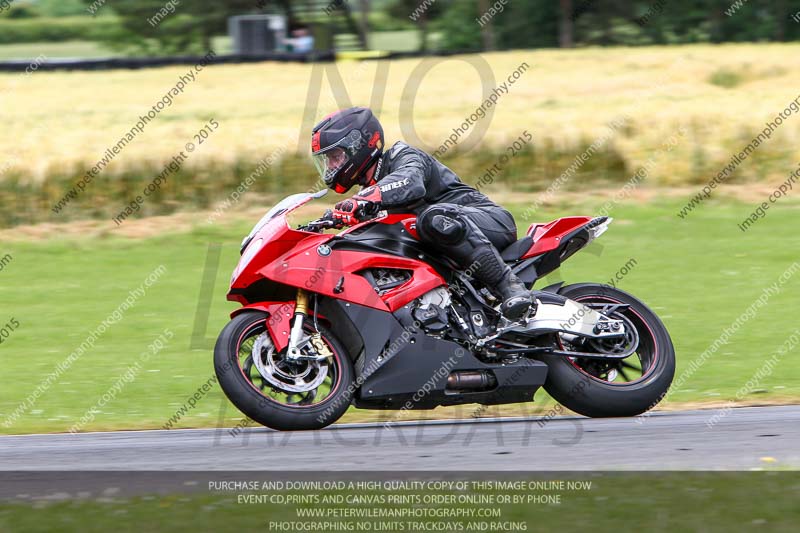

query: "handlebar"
left=304, top=219, right=337, bottom=232
left=298, top=209, right=341, bottom=233
left=297, top=206, right=382, bottom=233
left=356, top=202, right=381, bottom=221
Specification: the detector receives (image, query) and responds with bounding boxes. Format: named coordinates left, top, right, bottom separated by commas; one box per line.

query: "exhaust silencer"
left=446, top=371, right=497, bottom=392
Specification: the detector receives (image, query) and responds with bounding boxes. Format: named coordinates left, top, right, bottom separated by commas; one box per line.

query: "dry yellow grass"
left=1, top=43, right=799, bottom=186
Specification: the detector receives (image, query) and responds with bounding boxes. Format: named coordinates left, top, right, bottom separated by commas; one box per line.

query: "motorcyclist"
left=310, top=107, right=533, bottom=320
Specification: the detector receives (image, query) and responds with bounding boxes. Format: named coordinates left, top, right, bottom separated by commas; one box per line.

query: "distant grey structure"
left=228, top=14, right=288, bottom=55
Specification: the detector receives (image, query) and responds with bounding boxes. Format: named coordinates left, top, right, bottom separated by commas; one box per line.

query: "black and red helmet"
left=311, top=107, right=384, bottom=194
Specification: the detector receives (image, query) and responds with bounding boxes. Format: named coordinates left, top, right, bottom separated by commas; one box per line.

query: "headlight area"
left=231, top=238, right=263, bottom=284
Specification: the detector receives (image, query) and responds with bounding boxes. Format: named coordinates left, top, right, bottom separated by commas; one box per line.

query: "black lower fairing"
left=324, top=299, right=548, bottom=410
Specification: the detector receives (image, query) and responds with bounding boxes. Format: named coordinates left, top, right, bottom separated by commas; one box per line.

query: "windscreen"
left=241, top=190, right=328, bottom=251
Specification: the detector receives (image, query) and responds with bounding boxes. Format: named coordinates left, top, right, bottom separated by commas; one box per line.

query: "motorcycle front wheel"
left=214, top=311, right=355, bottom=431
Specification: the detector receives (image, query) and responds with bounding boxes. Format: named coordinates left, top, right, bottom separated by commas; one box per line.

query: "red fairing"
left=231, top=302, right=295, bottom=352
left=400, top=217, right=419, bottom=239
left=522, top=216, right=594, bottom=258
left=230, top=210, right=444, bottom=313
left=379, top=213, right=416, bottom=226
left=263, top=242, right=443, bottom=312
left=229, top=214, right=331, bottom=292
left=339, top=212, right=417, bottom=236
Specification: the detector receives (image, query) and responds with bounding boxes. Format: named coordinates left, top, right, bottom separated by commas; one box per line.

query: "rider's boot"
left=415, top=205, right=534, bottom=320
left=472, top=248, right=534, bottom=321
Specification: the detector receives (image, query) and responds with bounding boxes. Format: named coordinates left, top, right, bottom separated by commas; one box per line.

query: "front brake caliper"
left=309, top=333, right=333, bottom=359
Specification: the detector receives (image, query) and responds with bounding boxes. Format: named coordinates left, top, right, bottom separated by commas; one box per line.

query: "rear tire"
left=539, top=283, right=675, bottom=418
left=215, top=311, right=355, bottom=431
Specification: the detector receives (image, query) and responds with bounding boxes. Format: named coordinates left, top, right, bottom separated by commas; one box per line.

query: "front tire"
left=214, top=311, right=355, bottom=431
left=539, top=283, right=676, bottom=418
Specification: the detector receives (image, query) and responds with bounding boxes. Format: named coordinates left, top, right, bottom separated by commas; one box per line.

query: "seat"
left=500, top=235, right=533, bottom=262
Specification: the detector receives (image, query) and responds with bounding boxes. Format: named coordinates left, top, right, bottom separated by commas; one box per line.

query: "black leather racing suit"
left=369, top=142, right=524, bottom=303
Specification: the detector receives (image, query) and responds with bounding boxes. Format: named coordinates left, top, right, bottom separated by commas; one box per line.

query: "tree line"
left=56, top=0, right=800, bottom=54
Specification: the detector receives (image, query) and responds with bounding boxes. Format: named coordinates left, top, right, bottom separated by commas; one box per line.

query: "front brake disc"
left=251, top=332, right=328, bottom=393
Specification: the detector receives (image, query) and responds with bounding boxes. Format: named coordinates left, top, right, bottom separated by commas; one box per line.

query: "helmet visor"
left=311, top=129, right=366, bottom=187
left=312, top=147, right=349, bottom=186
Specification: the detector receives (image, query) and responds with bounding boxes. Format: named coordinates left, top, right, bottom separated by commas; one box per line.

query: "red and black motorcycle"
left=215, top=190, right=675, bottom=431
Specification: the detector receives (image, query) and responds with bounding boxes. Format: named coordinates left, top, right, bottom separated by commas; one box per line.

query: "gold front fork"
left=295, top=288, right=309, bottom=315
left=287, top=289, right=331, bottom=360
left=287, top=289, right=309, bottom=360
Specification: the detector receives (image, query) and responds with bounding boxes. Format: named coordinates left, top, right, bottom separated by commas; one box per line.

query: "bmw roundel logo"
left=317, top=244, right=331, bottom=257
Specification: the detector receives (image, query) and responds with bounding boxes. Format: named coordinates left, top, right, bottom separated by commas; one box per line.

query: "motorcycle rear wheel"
left=538, top=283, right=676, bottom=418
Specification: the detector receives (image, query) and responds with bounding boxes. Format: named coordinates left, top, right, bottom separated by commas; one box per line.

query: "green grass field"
left=1, top=190, right=798, bottom=435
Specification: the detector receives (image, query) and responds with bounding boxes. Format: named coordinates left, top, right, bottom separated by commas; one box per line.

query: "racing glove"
left=332, top=186, right=382, bottom=226
left=332, top=199, right=361, bottom=226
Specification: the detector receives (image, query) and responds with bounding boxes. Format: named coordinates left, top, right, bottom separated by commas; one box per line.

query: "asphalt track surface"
left=1, top=406, right=798, bottom=472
